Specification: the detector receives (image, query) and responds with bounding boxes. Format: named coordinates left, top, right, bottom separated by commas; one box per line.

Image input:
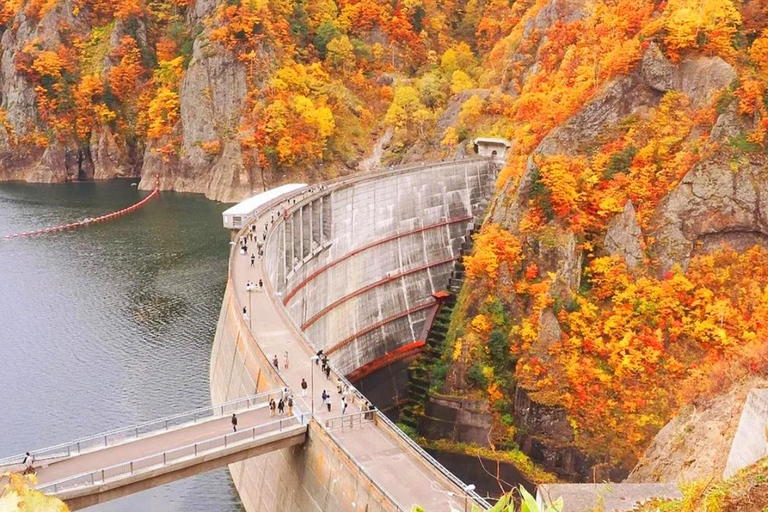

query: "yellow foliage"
left=0, top=474, right=69, bottom=512
left=450, top=70, right=475, bottom=95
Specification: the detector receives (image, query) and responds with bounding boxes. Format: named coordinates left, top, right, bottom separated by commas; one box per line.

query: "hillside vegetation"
left=437, top=0, right=768, bottom=477
left=3, top=0, right=768, bottom=481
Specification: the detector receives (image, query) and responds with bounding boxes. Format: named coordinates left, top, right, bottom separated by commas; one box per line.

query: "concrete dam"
left=210, top=154, right=500, bottom=512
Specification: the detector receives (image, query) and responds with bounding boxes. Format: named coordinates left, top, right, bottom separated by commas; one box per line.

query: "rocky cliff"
left=428, top=0, right=768, bottom=484
left=0, top=0, right=510, bottom=201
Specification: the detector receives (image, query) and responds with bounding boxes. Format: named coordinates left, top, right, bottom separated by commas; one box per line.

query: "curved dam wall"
left=210, top=282, right=398, bottom=512
left=265, top=159, right=497, bottom=378
left=211, top=158, right=498, bottom=512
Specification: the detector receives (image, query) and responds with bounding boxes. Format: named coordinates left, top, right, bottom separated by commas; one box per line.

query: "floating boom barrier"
left=3, top=187, right=159, bottom=240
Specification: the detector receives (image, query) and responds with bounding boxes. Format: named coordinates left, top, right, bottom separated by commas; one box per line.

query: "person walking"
left=269, top=398, right=276, bottom=417
left=342, top=397, right=348, bottom=415
left=250, top=254, right=255, bottom=267
left=277, top=398, right=285, bottom=415
left=321, top=390, right=328, bottom=412
left=324, top=363, right=331, bottom=380
left=287, top=396, right=293, bottom=416
left=231, top=413, right=238, bottom=432
left=283, top=350, right=289, bottom=369
left=315, top=350, right=323, bottom=364
left=301, top=378, right=308, bottom=397
left=22, top=452, right=34, bottom=475
left=272, top=355, right=279, bottom=371
left=258, top=278, right=264, bottom=290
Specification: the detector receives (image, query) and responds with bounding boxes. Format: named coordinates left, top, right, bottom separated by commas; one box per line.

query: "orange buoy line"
left=3, top=187, right=159, bottom=240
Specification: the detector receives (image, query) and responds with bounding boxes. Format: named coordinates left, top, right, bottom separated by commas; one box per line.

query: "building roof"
left=222, top=183, right=307, bottom=217
left=537, top=483, right=683, bottom=512
left=473, top=137, right=511, bottom=147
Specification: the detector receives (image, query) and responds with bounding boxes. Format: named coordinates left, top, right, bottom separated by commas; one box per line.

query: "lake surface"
left=0, top=180, right=243, bottom=511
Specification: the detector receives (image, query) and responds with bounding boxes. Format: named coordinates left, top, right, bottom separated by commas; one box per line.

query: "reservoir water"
left=0, top=180, right=242, bottom=511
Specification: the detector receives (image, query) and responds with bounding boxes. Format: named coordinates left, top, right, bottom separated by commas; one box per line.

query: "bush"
left=467, top=362, right=488, bottom=387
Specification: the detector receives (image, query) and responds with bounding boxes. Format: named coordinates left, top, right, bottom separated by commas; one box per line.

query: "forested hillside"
left=435, top=0, right=768, bottom=480
left=3, top=0, right=768, bottom=483
left=0, top=0, right=513, bottom=199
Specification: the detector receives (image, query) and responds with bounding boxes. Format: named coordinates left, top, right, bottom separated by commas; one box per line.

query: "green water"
left=0, top=180, right=243, bottom=511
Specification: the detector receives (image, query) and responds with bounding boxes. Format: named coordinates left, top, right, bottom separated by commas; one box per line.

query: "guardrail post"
left=130, top=461, right=134, bottom=474
left=194, top=444, right=198, bottom=456
left=101, top=469, right=104, bottom=482
left=67, top=446, right=71, bottom=457
left=163, top=453, right=167, bottom=465
left=165, top=420, right=168, bottom=430
left=224, top=436, right=228, bottom=448
left=77, top=441, right=80, bottom=454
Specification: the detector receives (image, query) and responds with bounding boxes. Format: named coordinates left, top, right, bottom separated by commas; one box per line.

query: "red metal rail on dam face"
left=3, top=187, right=159, bottom=240
left=344, top=291, right=451, bottom=382
left=282, top=215, right=472, bottom=305
left=346, top=341, right=427, bottom=383
left=324, top=300, right=437, bottom=356
left=299, top=255, right=459, bottom=331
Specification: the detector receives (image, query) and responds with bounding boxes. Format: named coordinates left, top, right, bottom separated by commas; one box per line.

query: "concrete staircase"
left=399, top=224, right=478, bottom=429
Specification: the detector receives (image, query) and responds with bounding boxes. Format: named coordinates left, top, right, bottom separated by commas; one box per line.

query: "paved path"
left=232, top=210, right=469, bottom=512
left=30, top=406, right=292, bottom=487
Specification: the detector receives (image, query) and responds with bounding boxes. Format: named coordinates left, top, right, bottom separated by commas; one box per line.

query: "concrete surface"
left=724, top=388, right=768, bottom=479
left=213, top=159, right=499, bottom=512
left=537, top=483, right=683, bottom=512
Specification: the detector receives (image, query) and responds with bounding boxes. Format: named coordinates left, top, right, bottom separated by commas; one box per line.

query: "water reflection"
left=0, top=180, right=242, bottom=512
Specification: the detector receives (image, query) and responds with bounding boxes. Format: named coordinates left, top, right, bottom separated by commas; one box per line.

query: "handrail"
left=0, top=390, right=284, bottom=468
left=375, top=410, right=492, bottom=509
left=38, top=413, right=309, bottom=494
left=323, top=411, right=374, bottom=431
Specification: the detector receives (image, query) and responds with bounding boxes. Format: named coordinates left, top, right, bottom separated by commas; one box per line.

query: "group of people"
left=316, top=350, right=332, bottom=379
left=268, top=395, right=294, bottom=417
left=272, top=351, right=290, bottom=371
left=245, top=279, right=263, bottom=292
left=320, top=389, right=350, bottom=414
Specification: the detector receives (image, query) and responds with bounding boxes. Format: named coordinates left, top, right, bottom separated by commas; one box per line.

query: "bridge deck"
left=33, top=407, right=272, bottom=486
left=233, top=200, right=475, bottom=512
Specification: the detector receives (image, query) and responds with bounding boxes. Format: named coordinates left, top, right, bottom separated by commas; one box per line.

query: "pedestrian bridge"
left=0, top=392, right=306, bottom=510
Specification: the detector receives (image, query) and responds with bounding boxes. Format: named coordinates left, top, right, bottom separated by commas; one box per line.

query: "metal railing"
left=375, top=409, right=492, bottom=509
left=324, top=411, right=374, bottom=431
left=0, top=390, right=285, bottom=468
left=38, top=413, right=308, bottom=495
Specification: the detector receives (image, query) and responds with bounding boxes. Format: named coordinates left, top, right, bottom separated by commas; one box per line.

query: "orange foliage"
left=464, top=224, right=524, bottom=285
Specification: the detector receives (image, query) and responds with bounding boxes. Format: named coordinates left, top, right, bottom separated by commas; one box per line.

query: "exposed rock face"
left=678, top=57, right=737, bottom=107
left=91, top=126, right=141, bottom=180
left=653, top=156, right=768, bottom=273
left=514, top=387, right=595, bottom=481
left=711, top=101, right=755, bottom=142
left=138, top=13, right=256, bottom=202
left=483, top=40, right=739, bottom=481
left=605, top=201, right=644, bottom=270
left=627, top=378, right=767, bottom=483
